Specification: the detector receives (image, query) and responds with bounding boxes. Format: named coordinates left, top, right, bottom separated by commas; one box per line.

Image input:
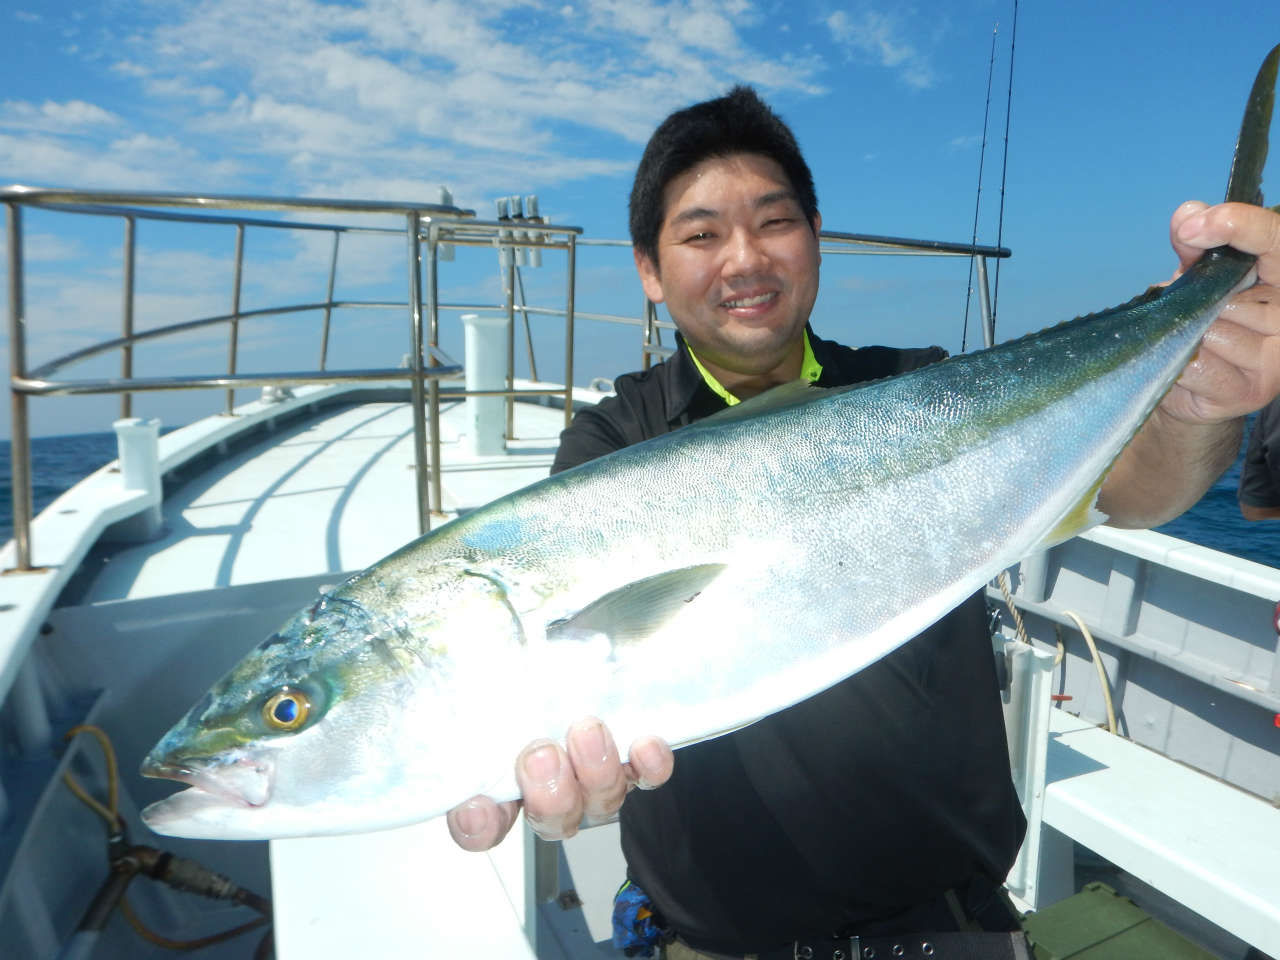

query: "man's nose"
left=723, top=229, right=769, bottom=276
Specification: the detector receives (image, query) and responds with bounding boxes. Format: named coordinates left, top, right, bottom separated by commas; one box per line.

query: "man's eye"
left=682, top=231, right=713, bottom=243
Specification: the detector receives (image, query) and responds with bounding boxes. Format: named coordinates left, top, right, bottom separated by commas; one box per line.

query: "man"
left=1239, top=396, right=1280, bottom=519
left=447, top=87, right=1280, bottom=957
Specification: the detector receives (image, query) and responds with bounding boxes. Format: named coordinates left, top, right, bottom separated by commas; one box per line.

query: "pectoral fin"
left=547, top=563, right=726, bottom=644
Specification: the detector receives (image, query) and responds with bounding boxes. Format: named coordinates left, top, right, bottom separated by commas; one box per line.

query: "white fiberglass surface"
left=81, top=399, right=561, bottom=603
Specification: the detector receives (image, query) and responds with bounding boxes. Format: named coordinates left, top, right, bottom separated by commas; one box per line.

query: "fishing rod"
left=992, top=0, right=1019, bottom=338
left=961, top=24, right=1000, bottom=353
left=962, top=0, right=1018, bottom=352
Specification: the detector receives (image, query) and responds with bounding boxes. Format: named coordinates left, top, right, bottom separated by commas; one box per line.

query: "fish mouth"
left=141, top=752, right=274, bottom=808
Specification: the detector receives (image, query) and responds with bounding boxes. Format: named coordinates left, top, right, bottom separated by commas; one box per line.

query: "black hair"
left=628, top=85, right=818, bottom=266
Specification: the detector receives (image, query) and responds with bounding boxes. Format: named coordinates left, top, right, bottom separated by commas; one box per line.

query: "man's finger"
left=566, top=717, right=629, bottom=826
left=518, top=739, right=584, bottom=840
left=624, top=735, right=675, bottom=791
left=1175, top=202, right=1280, bottom=284
left=446, top=795, right=521, bottom=852
left=1169, top=200, right=1211, bottom=277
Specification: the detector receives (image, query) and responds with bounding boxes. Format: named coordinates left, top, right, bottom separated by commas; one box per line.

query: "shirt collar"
left=684, top=329, right=824, bottom=407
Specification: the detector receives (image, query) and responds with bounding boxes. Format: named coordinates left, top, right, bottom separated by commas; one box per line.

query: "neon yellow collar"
left=686, top=330, right=822, bottom=407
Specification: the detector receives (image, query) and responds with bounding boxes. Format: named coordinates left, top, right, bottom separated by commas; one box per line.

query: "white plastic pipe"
left=462, top=313, right=509, bottom=457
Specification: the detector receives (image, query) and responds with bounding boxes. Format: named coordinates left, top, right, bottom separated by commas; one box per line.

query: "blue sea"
left=0, top=430, right=1278, bottom=569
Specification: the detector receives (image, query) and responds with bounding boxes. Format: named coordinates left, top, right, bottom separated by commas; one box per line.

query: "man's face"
left=634, top=153, right=821, bottom=379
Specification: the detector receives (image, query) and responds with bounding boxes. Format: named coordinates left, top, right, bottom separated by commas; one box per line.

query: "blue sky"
left=3, top=0, right=1280, bottom=437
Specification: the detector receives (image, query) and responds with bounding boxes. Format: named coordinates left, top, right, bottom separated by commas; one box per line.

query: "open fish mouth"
left=140, top=753, right=273, bottom=808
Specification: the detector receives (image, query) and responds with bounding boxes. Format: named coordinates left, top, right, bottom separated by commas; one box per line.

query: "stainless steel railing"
left=2, top=185, right=589, bottom=568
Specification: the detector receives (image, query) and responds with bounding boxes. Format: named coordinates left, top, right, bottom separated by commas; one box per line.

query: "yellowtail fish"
left=141, top=45, right=1278, bottom=840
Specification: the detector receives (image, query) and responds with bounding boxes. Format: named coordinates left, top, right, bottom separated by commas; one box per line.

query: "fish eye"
left=262, top=687, right=311, bottom=732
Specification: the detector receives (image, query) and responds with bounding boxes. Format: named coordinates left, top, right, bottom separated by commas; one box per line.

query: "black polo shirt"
left=552, top=329, right=1026, bottom=955
left=553, top=330, right=948, bottom=473
left=1240, top=399, right=1280, bottom=509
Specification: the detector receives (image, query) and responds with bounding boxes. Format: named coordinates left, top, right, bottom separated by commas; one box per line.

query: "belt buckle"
left=792, top=936, right=861, bottom=960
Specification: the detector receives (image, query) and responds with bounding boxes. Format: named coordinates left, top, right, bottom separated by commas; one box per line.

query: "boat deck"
left=0, top=385, right=583, bottom=960
left=78, top=390, right=565, bottom=603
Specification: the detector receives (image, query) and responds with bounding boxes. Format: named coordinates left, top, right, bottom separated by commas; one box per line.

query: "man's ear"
left=633, top=248, right=666, bottom=304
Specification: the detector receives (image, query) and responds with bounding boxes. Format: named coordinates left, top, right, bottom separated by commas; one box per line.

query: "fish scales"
left=140, top=45, right=1278, bottom=840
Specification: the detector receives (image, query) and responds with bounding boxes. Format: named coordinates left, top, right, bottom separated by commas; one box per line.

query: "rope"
left=1062, top=610, right=1118, bottom=735
left=996, top=569, right=1030, bottom=644
left=998, top=581, right=1117, bottom=736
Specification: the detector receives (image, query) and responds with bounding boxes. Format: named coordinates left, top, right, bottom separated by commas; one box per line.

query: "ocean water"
left=0, top=432, right=123, bottom=545
left=0, top=429, right=1278, bottom=569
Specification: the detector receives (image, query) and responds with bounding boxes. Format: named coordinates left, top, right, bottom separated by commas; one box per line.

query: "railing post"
left=121, top=215, right=136, bottom=419
left=641, top=298, right=660, bottom=372
left=563, top=233, right=577, bottom=429
left=515, top=267, right=539, bottom=383
left=407, top=211, right=430, bottom=536
left=7, top=201, right=33, bottom=570
left=976, top=255, right=996, bottom=348
left=225, top=223, right=245, bottom=414
left=319, top=230, right=339, bottom=371
left=504, top=249, right=516, bottom=442
left=426, top=220, right=444, bottom=520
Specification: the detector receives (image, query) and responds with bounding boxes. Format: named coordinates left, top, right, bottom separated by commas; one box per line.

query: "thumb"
left=1169, top=200, right=1212, bottom=279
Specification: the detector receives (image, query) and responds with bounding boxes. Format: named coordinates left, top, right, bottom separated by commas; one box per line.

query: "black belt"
left=756, top=931, right=1031, bottom=960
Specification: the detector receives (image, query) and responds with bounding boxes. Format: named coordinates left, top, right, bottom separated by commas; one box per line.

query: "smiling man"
left=446, top=86, right=1280, bottom=960
left=633, top=151, right=822, bottom=394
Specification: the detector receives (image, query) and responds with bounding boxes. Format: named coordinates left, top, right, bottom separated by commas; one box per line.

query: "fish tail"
left=1225, top=44, right=1279, bottom=205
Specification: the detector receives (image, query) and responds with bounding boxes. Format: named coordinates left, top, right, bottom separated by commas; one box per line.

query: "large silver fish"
left=141, top=46, right=1278, bottom=840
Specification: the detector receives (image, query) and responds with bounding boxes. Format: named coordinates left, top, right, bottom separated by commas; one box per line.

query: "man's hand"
left=445, top=719, right=674, bottom=852
left=1099, top=200, right=1280, bottom=528
left=1163, top=200, right=1280, bottom=421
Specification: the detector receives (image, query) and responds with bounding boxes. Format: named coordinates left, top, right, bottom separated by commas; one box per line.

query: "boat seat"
left=1026, top=708, right=1280, bottom=957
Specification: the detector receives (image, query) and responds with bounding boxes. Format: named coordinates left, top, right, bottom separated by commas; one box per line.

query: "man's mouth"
left=721, top=291, right=777, bottom=309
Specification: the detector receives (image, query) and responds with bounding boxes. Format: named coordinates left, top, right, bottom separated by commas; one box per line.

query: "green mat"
left=1022, top=882, right=1216, bottom=960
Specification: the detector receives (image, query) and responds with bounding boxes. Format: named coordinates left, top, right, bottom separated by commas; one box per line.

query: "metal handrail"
left=1, top=184, right=475, bottom=218
left=818, top=229, right=1010, bottom=259
left=3, top=186, right=586, bottom=570
left=634, top=229, right=1012, bottom=365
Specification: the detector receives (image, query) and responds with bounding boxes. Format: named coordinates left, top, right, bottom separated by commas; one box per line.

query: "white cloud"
left=111, top=60, right=149, bottom=78
left=0, top=99, right=122, bottom=131
left=826, top=9, right=937, bottom=90
left=3, top=0, right=825, bottom=208
left=10, top=232, right=83, bottom=263
left=0, top=132, right=235, bottom=189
